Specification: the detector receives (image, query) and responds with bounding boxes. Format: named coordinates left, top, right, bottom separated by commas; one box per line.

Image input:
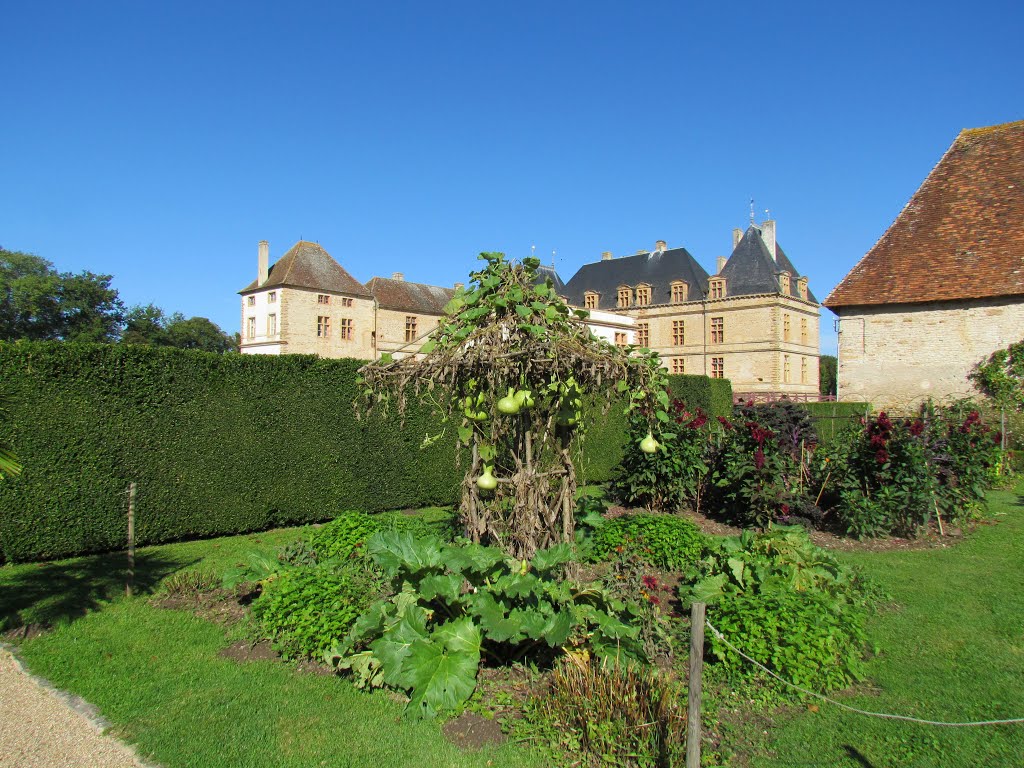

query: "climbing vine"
left=358, top=253, right=669, bottom=558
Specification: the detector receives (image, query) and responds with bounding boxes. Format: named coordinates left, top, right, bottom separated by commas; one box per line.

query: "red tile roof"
left=239, top=241, right=371, bottom=297
left=366, top=277, right=455, bottom=315
left=825, top=120, right=1024, bottom=309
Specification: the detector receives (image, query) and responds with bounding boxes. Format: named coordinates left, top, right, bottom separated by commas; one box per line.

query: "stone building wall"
left=836, top=296, right=1024, bottom=413
left=275, top=288, right=376, bottom=358
left=375, top=308, right=445, bottom=357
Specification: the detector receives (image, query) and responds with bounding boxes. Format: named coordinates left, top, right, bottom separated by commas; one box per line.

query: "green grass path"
left=752, top=487, right=1024, bottom=768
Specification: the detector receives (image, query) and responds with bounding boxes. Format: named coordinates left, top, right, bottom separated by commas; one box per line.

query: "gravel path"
left=0, top=645, right=152, bottom=768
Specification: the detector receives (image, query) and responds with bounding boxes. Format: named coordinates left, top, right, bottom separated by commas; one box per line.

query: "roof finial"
left=749, top=198, right=755, bottom=227
left=531, top=244, right=536, bottom=258
left=551, top=249, right=557, bottom=268
left=764, top=208, right=771, bottom=221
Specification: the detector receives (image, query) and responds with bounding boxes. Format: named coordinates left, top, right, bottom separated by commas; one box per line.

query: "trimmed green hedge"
left=0, top=343, right=732, bottom=561
left=667, top=375, right=733, bottom=418
left=805, top=401, right=871, bottom=445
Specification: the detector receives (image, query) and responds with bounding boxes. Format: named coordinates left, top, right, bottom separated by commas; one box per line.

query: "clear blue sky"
left=2, top=1, right=1021, bottom=355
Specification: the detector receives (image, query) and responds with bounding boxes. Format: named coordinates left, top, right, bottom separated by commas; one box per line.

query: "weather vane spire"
left=749, top=198, right=755, bottom=226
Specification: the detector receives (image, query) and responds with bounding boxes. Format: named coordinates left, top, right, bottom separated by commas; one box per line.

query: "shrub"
left=252, top=561, right=383, bottom=660
left=681, top=526, right=871, bottom=692
left=309, top=509, right=458, bottom=561
left=520, top=658, right=686, bottom=768
left=160, top=568, right=220, bottom=596
left=590, top=513, right=705, bottom=572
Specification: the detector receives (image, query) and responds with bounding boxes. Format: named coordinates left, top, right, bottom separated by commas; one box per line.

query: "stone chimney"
left=655, top=240, right=667, bottom=253
left=454, top=282, right=464, bottom=290
left=716, top=256, right=727, bottom=274
left=732, top=228, right=743, bottom=250
left=601, top=251, right=613, bottom=261
left=392, top=272, right=404, bottom=281
left=258, top=240, right=269, bottom=286
left=760, top=220, right=777, bottom=261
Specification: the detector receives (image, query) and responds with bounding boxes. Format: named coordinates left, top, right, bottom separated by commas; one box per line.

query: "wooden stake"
left=686, top=601, right=706, bottom=768
left=126, top=481, right=136, bottom=597
left=934, top=497, right=945, bottom=537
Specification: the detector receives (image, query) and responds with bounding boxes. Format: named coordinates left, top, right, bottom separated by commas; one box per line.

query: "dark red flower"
left=781, top=503, right=790, bottom=514
left=648, top=594, right=661, bottom=605
left=641, top=575, right=659, bottom=590
left=754, top=447, right=766, bottom=469
left=688, top=414, right=708, bottom=429
left=875, top=448, right=889, bottom=464
left=909, top=420, right=925, bottom=437
left=717, top=415, right=733, bottom=430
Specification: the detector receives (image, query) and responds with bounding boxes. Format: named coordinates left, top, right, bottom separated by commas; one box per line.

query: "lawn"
left=749, top=486, right=1024, bottom=767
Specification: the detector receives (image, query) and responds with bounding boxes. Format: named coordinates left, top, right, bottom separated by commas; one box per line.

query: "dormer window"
left=635, top=284, right=651, bottom=307
left=617, top=286, right=632, bottom=308
left=670, top=281, right=688, bottom=303
left=584, top=292, right=599, bottom=310
left=708, top=278, right=726, bottom=300
left=797, top=277, right=808, bottom=300
left=779, top=273, right=791, bottom=295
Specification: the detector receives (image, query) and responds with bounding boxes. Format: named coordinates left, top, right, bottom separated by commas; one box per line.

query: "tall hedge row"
left=0, top=343, right=731, bottom=562
left=804, top=401, right=871, bottom=445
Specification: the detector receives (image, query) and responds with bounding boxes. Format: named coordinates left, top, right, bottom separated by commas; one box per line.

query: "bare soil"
left=218, top=640, right=278, bottom=663
left=152, top=588, right=251, bottom=626
left=442, top=711, right=507, bottom=750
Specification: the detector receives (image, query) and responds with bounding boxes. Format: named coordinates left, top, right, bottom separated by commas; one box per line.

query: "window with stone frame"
left=800, top=317, right=808, bottom=343
left=617, top=286, right=631, bottom=308
left=268, top=291, right=277, bottom=304
left=247, top=296, right=255, bottom=307
left=670, top=281, right=688, bottom=303
left=671, top=357, right=685, bottom=374
left=267, top=313, right=277, bottom=336
left=797, top=277, right=808, bottom=300
left=801, top=357, right=808, bottom=384
left=711, top=357, right=724, bottom=379
left=709, top=279, right=725, bottom=299
left=340, top=318, right=353, bottom=340
left=317, top=316, right=331, bottom=338
left=636, top=322, right=649, bottom=348
left=783, top=314, right=791, bottom=341
left=614, top=332, right=628, bottom=347
left=405, top=315, right=418, bottom=343
left=318, top=294, right=331, bottom=305
left=779, top=273, right=791, bottom=295
left=341, top=297, right=353, bottom=307
left=635, top=284, right=651, bottom=307
left=584, top=292, right=598, bottom=309
left=672, top=320, right=685, bottom=346
left=784, top=354, right=792, bottom=383
left=711, top=317, right=724, bottom=344
left=246, top=316, right=255, bottom=338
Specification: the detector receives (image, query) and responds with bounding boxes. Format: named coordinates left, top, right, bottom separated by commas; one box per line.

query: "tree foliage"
left=971, top=340, right=1024, bottom=410
left=358, top=253, right=669, bottom=558
left=0, top=248, right=124, bottom=342
left=819, top=354, right=837, bottom=397
left=123, top=303, right=235, bottom=353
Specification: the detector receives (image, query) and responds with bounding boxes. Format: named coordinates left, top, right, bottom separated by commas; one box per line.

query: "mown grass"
left=749, top=486, right=1024, bottom=768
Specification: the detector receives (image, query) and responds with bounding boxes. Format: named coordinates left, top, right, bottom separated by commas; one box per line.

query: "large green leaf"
left=405, top=620, right=481, bottom=718
left=366, top=531, right=443, bottom=576
left=540, top=609, right=574, bottom=647
left=530, top=542, right=574, bottom=574
left=418, top=573, right=465, bottom=603
left=441, top=543, right=506, bottom=576
left=371, top=615, right=429, bottom=688
left=690, top=572, right=729, bottom=604
left=491, top=572, right=542, bottom=599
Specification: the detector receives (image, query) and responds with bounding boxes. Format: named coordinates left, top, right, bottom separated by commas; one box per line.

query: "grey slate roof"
left=366, top=277, right=455, bottom=315
left=239, top=241, right=372, bottom=297
left=562, top=248, right=710, bottom=310
left=720, top=227, right=818, bottom=302
left=533, top=264, right=566, bottom=293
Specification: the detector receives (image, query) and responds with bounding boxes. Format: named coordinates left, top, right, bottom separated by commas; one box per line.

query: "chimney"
left=760, top=220, right=777, bottom=261
left=392, top=272, right=404, bottom=281
left=453, top=282, right=464, bottom=290
left=716, top=256, right=727, bottom=274
left=258, top=240, right=269, bottom=286
left=732, top=228, right=743, bottom=250
left=655, top=240, right=667, bottom=253
left=601, top=251, right=613, bottom=261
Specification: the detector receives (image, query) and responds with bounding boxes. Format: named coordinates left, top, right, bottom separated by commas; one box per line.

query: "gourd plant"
left=358, top=252, right=669, bottom=558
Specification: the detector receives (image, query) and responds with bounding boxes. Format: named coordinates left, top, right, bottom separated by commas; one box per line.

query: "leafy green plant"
left=327, top=531, right=647, bottom=718
left=160, top=568, right=220, bottom=596
left=253, top=560, right=384, bottom=660
left=590, top=512, right=706, bottom=573
left=518, top=657, right=686, bottom=768
left=681, top=526, right=872, bottom=691
left=309, top=509, right=458, bottom=562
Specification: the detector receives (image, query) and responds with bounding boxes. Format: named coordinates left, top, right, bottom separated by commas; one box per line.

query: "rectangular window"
left=784, top=354, right=792, bottom=383
left=671, top=320, right=685, bottom=346
left=801, top=357, right=808, bottom=384
left=671, top=357, right=685, bottom=374
left=268, top=291, right=277, bottom=304
left=800, top=317, right=808, bottom=343
left=711, top=317, right=724, bottom=344
left=783, top=314, right=791, bottom=341
left=635, top=322, right=649, bottom=347
left=617, top=288, right=631, bottom=308
left=341, top=297, right=353, bottom=307
left=614, top=332, right=628, bottom=347
left=246, top=316, right=255, bottom=338
left=584, top=293, right=597, bottom=309
left=318, top=294, right=331, bottom=305
left=340, top=318, right=353, bottom=340
left=405, top=315, right=418, bottom=342
left=247, top=296, right=255, bottom=307
left=670, top=283, right=687, bottom=303
left=636, top=286, right=650, bottom=307
left=709, top=280, right=724, bottom=299
left=267, top=313, right=277, bottom=335
left=317, top=316, right=331, bottom=338
left=711, top=357, right=724, bottom=379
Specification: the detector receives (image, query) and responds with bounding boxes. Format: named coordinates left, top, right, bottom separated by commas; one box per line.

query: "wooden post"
left=686, top=601, right=706, bottom=768
left=126, top=482, right=136, bottom=597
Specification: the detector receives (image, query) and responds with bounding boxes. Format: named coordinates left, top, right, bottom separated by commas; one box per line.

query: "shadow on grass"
left=0, top=550, right=196, bottom=631
left=843, top=745, right=877, bottom=767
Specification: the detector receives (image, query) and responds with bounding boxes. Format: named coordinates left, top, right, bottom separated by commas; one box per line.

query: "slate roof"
left=825, top=120, right=1024, bottom=309
left=562, top=248, right=710, bottom=310
left=721, top=227, right=818, bottom=302
left=239, top=241, right=372, bottom=297
left=533, top=264, right=566, bottom=294
left=366, top=277, right=456, bottom=315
